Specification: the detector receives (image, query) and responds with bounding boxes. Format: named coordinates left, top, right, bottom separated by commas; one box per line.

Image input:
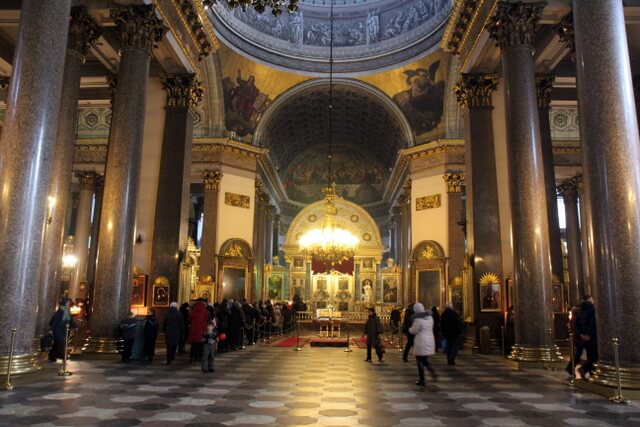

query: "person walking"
left=440, top=303, right=462, bottom=365
left=164, top=302, right=185, bottom=364
left=201, top=320, right=218, bottom=373
left=143, top=308, right=159, bottom=363
left=574, top=295, right=598, bottom=378
left=409, top=303, right=437, bottom=386
left=402, top=303, right=415, bottom=362
left=362, top=307, right=384, bottom=363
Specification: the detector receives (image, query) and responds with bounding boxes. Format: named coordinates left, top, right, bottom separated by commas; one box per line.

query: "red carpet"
left=309, top=338, right=348, bottom=347
left=273, top=336, right=310, bottom=347
left=352, top=337, right=368, bottom=348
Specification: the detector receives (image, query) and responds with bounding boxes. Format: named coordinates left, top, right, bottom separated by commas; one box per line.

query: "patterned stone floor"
left=1, top=345, right=639, bottom=426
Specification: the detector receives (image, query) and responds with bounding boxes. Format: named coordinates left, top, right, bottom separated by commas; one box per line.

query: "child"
left=201, top=320, right=217, bottom=373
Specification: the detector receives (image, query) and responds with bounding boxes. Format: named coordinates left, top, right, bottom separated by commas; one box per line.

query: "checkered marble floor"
left=1, top=346, right=639, bottom=426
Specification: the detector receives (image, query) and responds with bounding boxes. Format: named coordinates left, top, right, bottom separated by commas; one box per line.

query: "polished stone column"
left=0, top=77, right=8, bottom=104
left=37, top=7, right=101, bottom=335
left=557, top=177, right=583, bottom=307
left=391, top=206, right=401, bottom=262
left=573, top=0, right=640, bottom=387
left=454, top=74, right=503, bottom=291
left=264, top=205, right=275, bottom=265
left=87, top=5, right=163, bottom=351
left=0, top=0, right=71, bottom=371
left=200, top=170, right=223, bottom=279
left=69, top=172, right=100, bottom=300
left=388, top=214, right=397, bottom=262
left=536, top=74, right=564, bottom=282
left=272, top=214, right=281, bottom=261
left=150, top=74, right=203, bottom=302
left=400, top=181, right=411, bottom=305
left=443, top=173, right=465, bottom=289
left=86, top=177, right=104, bottom=291
left=488, top=2, right=561, bottom=363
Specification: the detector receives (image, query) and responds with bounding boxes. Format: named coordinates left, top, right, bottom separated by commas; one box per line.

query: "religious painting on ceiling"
left=282, top=144, right=387, bottom=205
left=222, top=69, right=272, bottom=137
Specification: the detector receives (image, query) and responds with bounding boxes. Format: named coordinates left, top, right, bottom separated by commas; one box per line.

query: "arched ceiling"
left=207, top=0, right=452, bottom=74
left=256, top=79, right=411, bottom=206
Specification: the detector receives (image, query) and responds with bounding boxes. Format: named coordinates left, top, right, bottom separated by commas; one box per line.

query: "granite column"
left=200, top=171, right=223, bottom=280
left=488, top=2, right=561, bottom=363
left=272, top=214, right=281, bottom=262
left=400, top=181, right=411, bottom=305
left=86, top=5, right=163, bottom=352
left=536, top=74, right=564, bottom=282
left=443, top=173, right=465, bottom=286
left=573, top=0, right=640, bottom=387
left=0, top=0, right=71, bottom=372
left=36, top=6, right=101, bottom=335
left=150, top=74, right=203, bottom=303
left=264, top=205, right=275, bottom=265
left=86, top=177, right=104, bottom=292
left=557, top=177, right=583, bottom=307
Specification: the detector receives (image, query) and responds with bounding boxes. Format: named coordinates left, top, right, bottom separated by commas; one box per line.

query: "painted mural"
left=222, top=70, right=272, bottom=136
left=391, top=60, right=445, bottom=135
left=282, top=144, right=386, bottom=205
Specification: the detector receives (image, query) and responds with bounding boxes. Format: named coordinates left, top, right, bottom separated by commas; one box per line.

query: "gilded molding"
left=175, top=0, right=214, bottom=58
left=557, top=174, right=581, bottom=198
left=555, top=12, right=575, bottom=62
left=161, top=74, right=204, bottom=109
left=224, top=192, right=251, bottom=209
left=535, top=74, right=555, bottom=110
left=443, top=172, right=465, bottom=193
left=76, top=171, right=101, bottom=191
left=486, top=1, right=545, bottom=51
left=416, top=194, right=442, bottom=211
left=453, top=73, right=499, bottom=110
left=202, top=170, right=223, bottom=190
left=68, top=6, right=101, bottom=56
left=442, top=0, right=485, bottom=54
left=192, top=138, right=265, bottom=159
left=111, top=5, right=165, bottom=55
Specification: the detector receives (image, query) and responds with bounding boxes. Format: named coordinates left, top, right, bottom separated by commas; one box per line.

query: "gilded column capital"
left=535, top=73, right=555, bottom=110
left=265, top=205, right=276, bottom=220
left=0, top=76, right=9, bottom=91
left=557, top=174, right=581, bottom=198
left=107, top=73, right=117, bottom=105
left=161, top=74, right=204, bottom=110
left=110, top=5, right=164, bottom=55
left=255, top=179, right=263, bottom=194
left=76, top=172, right=101, bottom=191
left=453, top=74, right=499, bottom=110
left=487, top=1, right=546, bottom=52
left=555, top=12, right=575, bottom=62
left=68, top=6, right=101, bottom=57
left=388, top=216, right=396, bottom=229
left=390, top=206, right=401, bottom=217
left=202, top=170, right=223, bottom=191
left=443, top=172, right=465, bottom=193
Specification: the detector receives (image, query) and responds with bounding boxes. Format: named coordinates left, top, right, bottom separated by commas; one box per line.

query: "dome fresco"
left=207, top=0, right=452, bottom=74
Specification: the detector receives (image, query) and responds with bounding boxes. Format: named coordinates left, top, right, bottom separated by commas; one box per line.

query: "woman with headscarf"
left=408, top=302, right=437, bottom=386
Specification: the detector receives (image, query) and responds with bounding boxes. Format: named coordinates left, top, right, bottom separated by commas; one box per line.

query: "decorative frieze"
left=68, top=6, right=101, bottom=56
left=110, top=5, right=164, bottom=55
left=486, top=1, right=545, bottom=51
left=224, top=192, right=250, bottom=209
left=453, top=73, right=499, bottom=110
left=202, top=170, right=223, bottom=191
left=535, top=74, right=555, bottom=110
left=443, top=172, right=465, bottom=193
left=416, top=194, right=442, bottom=211
left=161, top=74, right=204, bottom=109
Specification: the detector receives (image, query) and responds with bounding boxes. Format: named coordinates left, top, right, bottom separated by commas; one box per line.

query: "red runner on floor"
left=273, top=336, right=310, bottom=347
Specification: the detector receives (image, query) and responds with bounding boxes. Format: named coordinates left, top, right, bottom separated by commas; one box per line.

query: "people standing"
left=164, top=301, right=185, bottom=364
left=363, top=307, right=384, bottom=363
left=48, top=297, right=77, bottom=362
left=119, top=311, right=139, bottom=362
left=431, top=306, right=441, bottom=352
left=178, top=302, right=190, bottom=354
left=402, top=303, right=415, bottom=362
left=390, top=306, right=401, bottom=335
left=409, top=302, right=437, bottom=386
left=201, top=320, right=217, bottom=373
left=573, top=295, right=598, bottom=378
left=440, top=303, right=462, bottom=365
left=143, top=308, right=159, bottom=363
left=188, top=299, right=209, bottom=362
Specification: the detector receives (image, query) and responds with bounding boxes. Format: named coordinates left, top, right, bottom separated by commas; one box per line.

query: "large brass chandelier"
left=202, top=0, right=298, bottom=16
left=298, top=1, right=358, bottom=266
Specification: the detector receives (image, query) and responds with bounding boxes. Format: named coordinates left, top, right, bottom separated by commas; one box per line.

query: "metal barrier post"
left=567, top=330, right=575, bottom=386
left=4, top=328, right=17, bottom=390
left=609, top=337, right=630, bottom=404
left=398, top=323, right=404, bottom=351
left=58, top=323, right=72, bottom=377
left=240, top=326, right=246, bottom=350
left=267, top=317, right=272, bottom=342
left=294, top=314, right=302, bottom=352
left=344, top=321, right=353, bottom=353
left=252, top=319, right=257, bottom=345
left=501, top=326, right=505, bottom=357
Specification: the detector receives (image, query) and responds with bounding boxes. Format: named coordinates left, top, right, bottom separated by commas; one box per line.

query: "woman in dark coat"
left=363, top=307, right=384, bottom=362
left=188, top=300, right=209, bottom=361
left=143, top=309, right=159, bottom=362
left=179, top=303, right=190, bottom=353
left=164, top=302, right=185, bottom=364
left=48, top=297, right=77, bottom=362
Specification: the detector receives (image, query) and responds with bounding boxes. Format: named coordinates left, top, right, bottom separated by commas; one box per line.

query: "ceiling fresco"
left=207, top=0, right=452, bottom=73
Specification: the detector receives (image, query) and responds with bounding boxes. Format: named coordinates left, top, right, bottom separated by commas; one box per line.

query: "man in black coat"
left=164, top=302, right=185, bottom=364
left=143, top=309, right=159, bottom=363
left=440, top=303, right=462, bottom=365
left=573, top=295, right=598, bottom=378
left=402, top=303, right=415, bottom=362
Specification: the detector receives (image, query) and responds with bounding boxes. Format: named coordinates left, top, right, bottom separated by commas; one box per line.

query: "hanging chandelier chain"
left=327, top=0, right=334, bottom=190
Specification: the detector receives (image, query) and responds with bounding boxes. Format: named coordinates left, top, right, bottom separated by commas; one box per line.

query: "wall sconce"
left=135, top=233, right=143, bottom=244
left=46, top=196, right=56, bottom=224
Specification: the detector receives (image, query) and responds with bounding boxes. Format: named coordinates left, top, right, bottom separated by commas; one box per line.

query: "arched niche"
left=411, top=240, right=448, bottom=309
left=216, top=238, right=254, bottom=302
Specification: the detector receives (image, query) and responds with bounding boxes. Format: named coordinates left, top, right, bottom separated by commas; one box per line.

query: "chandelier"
left=298, top=1, right=358, bottom=266
left=202, top=0, right=298, bottom=16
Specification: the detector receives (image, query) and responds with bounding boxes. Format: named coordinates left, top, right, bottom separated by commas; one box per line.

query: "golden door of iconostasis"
left=311, top=274, right=354, bottom=312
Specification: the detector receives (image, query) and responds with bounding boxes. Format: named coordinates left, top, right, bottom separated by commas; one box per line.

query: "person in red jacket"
left=188, top=299, right=209, bottom=362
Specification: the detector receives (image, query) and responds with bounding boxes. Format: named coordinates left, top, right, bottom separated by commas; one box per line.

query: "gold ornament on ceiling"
left=308, top=214, right=317, bottom=222
left=351, top=214, right=359, bottom=222
left=224, top=243, right=244, bottom=257
left=362, top=233, right=372, bottom=242
left=479, top=272, right=502, bottom=285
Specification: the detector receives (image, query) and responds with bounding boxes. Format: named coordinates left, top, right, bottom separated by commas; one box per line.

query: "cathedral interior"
left=1, top=0, right=640, bottom=425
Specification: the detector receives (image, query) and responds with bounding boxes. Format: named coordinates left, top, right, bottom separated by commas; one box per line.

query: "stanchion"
left=260, top=319, right=267, bottom=343
left=240, top=326, right=246, bottom=350
left=609, top=337, right=630, bottom=404
left=567, top=330, right=575, bottom=386
left=4, top=328, right=17, bottom=390
left=252, top=319, right=257, bottom=345
left=545, top=328, right=557, bottom=371
left=344, top=321, right=353, bottom=353
left=293, top=315, right=302, bottom=352
left=266, top=317, right=272, bottom=343
left=500, top=326, right=505, bottom=357
left=398, top=323, right=404, bottom=351
left=58, top=323, right=72, bottom=377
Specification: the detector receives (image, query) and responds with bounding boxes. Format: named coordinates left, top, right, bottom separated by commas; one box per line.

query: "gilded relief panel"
left=224, top=192, right=251, bottom=209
